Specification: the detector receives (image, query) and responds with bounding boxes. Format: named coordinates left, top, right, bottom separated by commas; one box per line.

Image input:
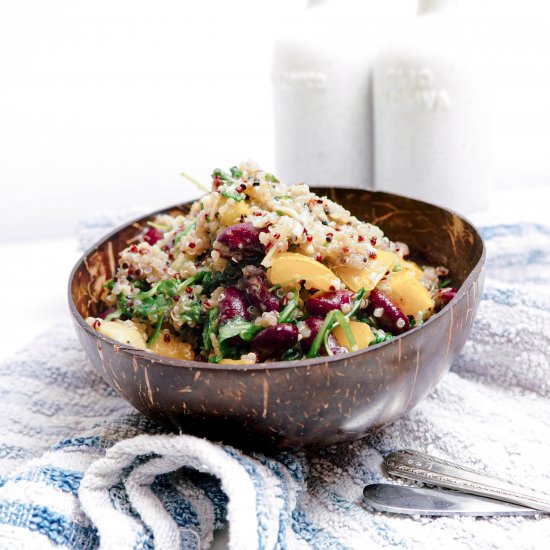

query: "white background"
left=1, top=0, right=550, bottom=244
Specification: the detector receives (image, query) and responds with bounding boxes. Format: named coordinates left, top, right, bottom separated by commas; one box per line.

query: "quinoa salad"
left=87, top=162, right=456, bottom=364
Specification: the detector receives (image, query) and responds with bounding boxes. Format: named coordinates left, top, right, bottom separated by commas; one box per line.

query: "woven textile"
left=0, top=222, right=549, bottom=549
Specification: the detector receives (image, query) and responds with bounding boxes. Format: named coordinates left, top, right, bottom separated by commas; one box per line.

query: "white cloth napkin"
left=0, top=221, right=549, bottom=549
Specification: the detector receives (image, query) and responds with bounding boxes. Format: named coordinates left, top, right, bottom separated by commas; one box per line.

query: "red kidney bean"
left=300, top=316, right=347, bottom=355
left=242, top=265, right=280, bottom=312
left=144, top=226, right=163, bottom=245
left=435, top=287, right=457, bottom=310
left=366, top=289, right=410, bottom=335
left=252, top=323, right=299, bottom=359
left=218, top=286, right=251, bottom=323
left=215, top=222, right=265, bottom=258
left=306, top=290, right=352, bottom=316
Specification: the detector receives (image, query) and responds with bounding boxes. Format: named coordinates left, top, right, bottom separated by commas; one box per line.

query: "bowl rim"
left=68, top=189, right=486, bottom=372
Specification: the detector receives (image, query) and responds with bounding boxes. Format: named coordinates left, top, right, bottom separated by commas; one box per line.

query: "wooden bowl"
left=69, top=189, right=485, bottom=449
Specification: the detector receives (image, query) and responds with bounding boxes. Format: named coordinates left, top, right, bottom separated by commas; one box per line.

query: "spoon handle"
left=384, top=449, right=550, bottom=513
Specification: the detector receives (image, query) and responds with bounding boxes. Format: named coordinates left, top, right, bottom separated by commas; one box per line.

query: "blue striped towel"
left=1, top=222, right=549, bottom=549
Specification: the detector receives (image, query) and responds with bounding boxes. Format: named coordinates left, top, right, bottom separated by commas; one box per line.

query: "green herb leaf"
left=264, top=173, right=279, bottom=183
left=181, top=172, right=210, bottom=193
left=439, top=278, right=452, bottom=289
left=230, top=166, right=243, bottom=179
left=370, top=332, right=394, bottom=346
left=307, top=310, right=337, bottom=358
left=154, top=279, right=180, bottom=297
left=218, top=316, right=262, bottom=343
left=221, top=189, right=245, bottom=202
left=104, top=279, right=115, bottom=291
left=147, top=316, right=164, bottom=347
left=346, top=288, right=366, bottom=319
left=281, top=347, right=303, bottom=361
left=201, top=270, right=225, bottom=294
left=180, top=301, right=203, bottom=324
left=212, top=168, right=233, bottom=183
left=104, top=309, right=122, bottom=322
left=278, top=292, right=299, bottom=323
left=177, top=270, right=207, bottom=292
left=115, top=271, right=207, bottom=326
left=202, top=306, right=219, bottom=353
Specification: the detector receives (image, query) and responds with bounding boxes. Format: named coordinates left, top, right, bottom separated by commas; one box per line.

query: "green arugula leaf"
left=212, top=168, right=232, bottom=183
left=180, top=301, right=203, bottom=324
left=370, top=332, right=394, bottom=346
left=104, top=309, right=122, bottom=321
left=104, top=278, right=115, bottom=291
left=135, top=294, right=172, bottom=319
left=218, top=316, right=262, bottom=343
left=439, top=278, right=452, bottom=289
left=229, top=166, right=243, bottom=179
left=202, top=307, right=219, bottom=353
left=281, top=347, right=303, bottom=361
left=115, top=271, right=207, bottom=325
left=147, top=316, right=164, bottom=347
left=201, top=270, right=225, bottom=294
left=154, top=279, right=180, bottom=297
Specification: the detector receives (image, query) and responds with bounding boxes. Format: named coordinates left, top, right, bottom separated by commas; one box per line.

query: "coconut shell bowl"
left=69, top=189, right=485, bottom=450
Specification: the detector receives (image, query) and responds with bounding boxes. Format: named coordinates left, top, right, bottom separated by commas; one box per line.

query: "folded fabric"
left=0, top=222, right=549, bottom=549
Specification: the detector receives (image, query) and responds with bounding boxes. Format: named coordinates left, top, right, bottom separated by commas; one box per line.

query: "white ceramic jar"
left=272, top=0, right=409, bottom=189
left=373, top=0, right=493, bottom=214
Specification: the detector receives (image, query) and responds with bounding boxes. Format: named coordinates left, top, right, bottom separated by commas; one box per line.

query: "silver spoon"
left=363, top=483, right=549, bottom=516
left=384, top=449, right=550, bottom=513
